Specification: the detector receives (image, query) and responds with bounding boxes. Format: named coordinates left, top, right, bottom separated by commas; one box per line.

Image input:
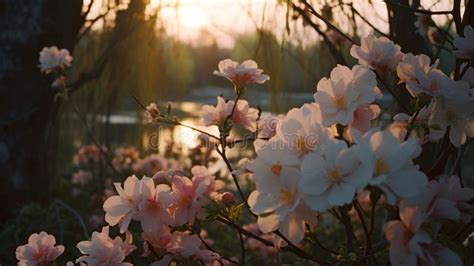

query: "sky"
left=84, top=0, right=455, bottom=48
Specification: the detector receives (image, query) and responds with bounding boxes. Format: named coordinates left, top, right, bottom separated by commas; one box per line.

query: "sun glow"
left=84, top=0, right=455, bottom=48
left=173, top=119, right=219, bottom=149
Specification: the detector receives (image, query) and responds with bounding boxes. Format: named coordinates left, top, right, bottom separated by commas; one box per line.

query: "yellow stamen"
left=296, top=136, right=311, bottom=154
left=334, top=96, right=346, bottom=108
left=279, top=188, right=294, bottom=204
left=147, top=199, right=161, bottom=213
left=328, top=168, right=343, bottom=184
left=375, top=158, right=388, bottom=176
left=179, top=196, right=192, bottom=206
left=271, top=163, right=282, bottom=176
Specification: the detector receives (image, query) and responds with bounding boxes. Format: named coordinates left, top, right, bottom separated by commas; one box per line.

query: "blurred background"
left=1, top=0, right=472, bottom=262
left=55, top=0, right=457, bottom=169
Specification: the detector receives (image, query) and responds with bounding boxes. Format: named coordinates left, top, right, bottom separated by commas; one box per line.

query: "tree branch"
left=216, top=216, right=331, bottom=265
left=385, top=1, right=453, bottom=15
left=291, top=3, right=347, bottom=65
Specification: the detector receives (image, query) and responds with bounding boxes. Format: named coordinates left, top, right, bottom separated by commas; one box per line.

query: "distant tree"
left=0, top=0, right=84, bottom=221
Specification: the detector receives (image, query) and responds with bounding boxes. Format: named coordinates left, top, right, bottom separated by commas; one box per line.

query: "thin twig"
left=69, top=22, right=140, bottom=93
left=197, top=234, right=240, bottom=265
left=82, top=0, right=95, bottom=20
left=227, top=136, right=269, bottom=147
left=369, top=198, right=377, bottom=235
left=76, top=13, right=108, bottom=43
left=376, top=73, right=412, bottom=113
left=216, top=217, right=331, bottom=265
left=238, top=229, right=246, bottom=265
left=70, top=100, right=121, bottom=177
left=291, top=2, right=347, bottom=65
left=132, top=95, right=221, bottom=141
left=146, top=241, right=160, bottom=259
left=451, top=218, right=473, bottom=241
left=385, top=1, right=453, bottom=15
left=176, top=122, right=220, bottom=140
left=354, top=200, right=371, bottom=256
left=215, top=146, right=252, bottom=215
left=300, top=0, right=357, bottom=44
left=450, top=139, right=472, bottom=178
left=348, top=4, right=390, bottom=39
left=54, top=199, right=90, bottom=239
left=427, top=131, right=453, bottom=178
left=306, top=225, right=339, bottom=256
left=404, top=106, right=422, bottom=141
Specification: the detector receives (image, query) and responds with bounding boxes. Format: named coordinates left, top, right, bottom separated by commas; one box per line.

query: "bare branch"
left=291, top=3, right=347, bottom=65
left=299, top=0, right=357, bottom=44
left=82, top=0, right=95, bottom=20
left=76, top=13, right=107, bottom=43
left=385, top=1, right=453, bottom=15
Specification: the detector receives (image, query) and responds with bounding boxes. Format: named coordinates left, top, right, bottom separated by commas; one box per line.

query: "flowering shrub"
left=38, top=46, right=73, bottom=92
left=10, top=23, right=474, bottom=265
left=15, top=232, right=65, bottom=265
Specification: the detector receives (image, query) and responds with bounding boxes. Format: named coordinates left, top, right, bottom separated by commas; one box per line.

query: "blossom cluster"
left=238, top=32, right=473, bottom=264
left=99, top=165, right=227, bottom=264
left=17, top=29, right=474, bottom=265
left=38, top=46, right=73, bottom=88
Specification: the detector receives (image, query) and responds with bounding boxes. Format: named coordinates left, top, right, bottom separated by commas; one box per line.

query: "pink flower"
left=112, top=146, right=141, bottom=174
left=258, top=114, right=284, bottom=139
left=136, top=178, right=173, bottom=232
left=243, top=223, right=278, bottom=258
left=132, top=154, right=168, bottom=177
left=191, top=166, right=223, bottom=197
left=413, top=175, right=474, bottom=221
left=73, top=145, right=104, bottom=167
left=355, top=189, right=373, bottom=211
left=142, top=226, right=172, bottom=256
left=350, top=33, right=404, bottom=75
left=170, top=175, right=207, bottom=226
left=38, top=46, right=73, bottom=74
left=453, top=26, right=474, bottom=59
left=347, top=104, right=381, bottom=134
left=152, top=231, right=219, bottom=265
left=397, top=53, right=439, bottom=84
left=170, top=166, right=220, bottom=226
left=201, top=96, right=258, bottom=131
left=145, top=103, right=160, bottom=123
left=384, top=204, right=431, bottom=265
left=51, top=75, right=66, bottom=88
left=76, top=226, right=136, bottom=266
left=313, top=65, right=380, bottom=126
left=71, top=170, right=93, bottom=186
left=214, top=191, right=235, bottom=206
left=428, top=81, right=474, bottom=147
left=386, top=102, right=432, bottom=141
left=201, top=96, right=233, bottom=126
left=408, top=68, right=450, bottom=97
left=103, top=175, right=142, bottom=233
left=16, top=232, right=65, bottom=265
left=214, top=59, right=269, bottom=90
left=230, top=99, right=259, bottom=131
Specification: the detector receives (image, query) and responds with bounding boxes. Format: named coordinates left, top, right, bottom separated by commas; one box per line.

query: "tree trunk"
left=0, top=0, right=83, bottom=221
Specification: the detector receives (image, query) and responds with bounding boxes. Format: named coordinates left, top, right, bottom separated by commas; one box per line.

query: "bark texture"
left=0, top=0, right=83, bottom=221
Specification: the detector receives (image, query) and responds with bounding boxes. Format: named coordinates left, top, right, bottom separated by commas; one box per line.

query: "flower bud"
left=220, top=192, right=235, bottom=206
left=145, top=103, right=160, bottom=123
